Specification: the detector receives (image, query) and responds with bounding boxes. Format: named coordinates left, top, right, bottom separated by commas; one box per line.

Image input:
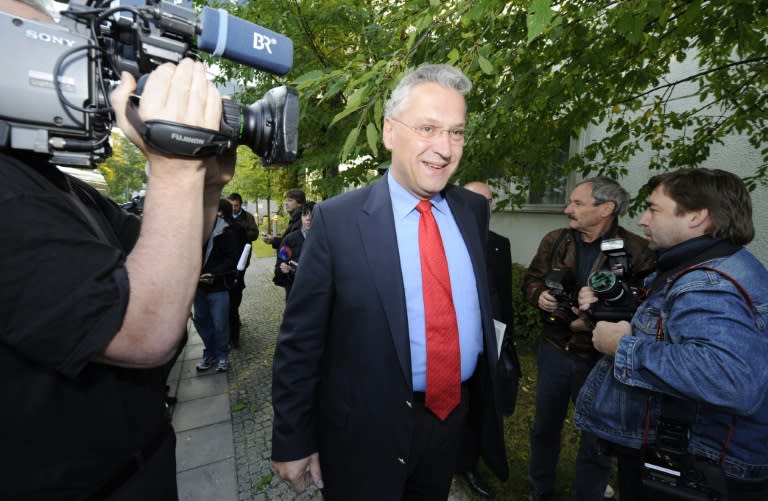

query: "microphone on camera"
left=198, top=7, right=293, bottom=76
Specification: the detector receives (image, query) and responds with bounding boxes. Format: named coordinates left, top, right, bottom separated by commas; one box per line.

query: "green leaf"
left=527, top=0, right=553, bottom=44
left=366, top=121, right=379, bottom=157
left=478, top=55, right=494, bottom=75
left=341, top=127, right=360, bottom=161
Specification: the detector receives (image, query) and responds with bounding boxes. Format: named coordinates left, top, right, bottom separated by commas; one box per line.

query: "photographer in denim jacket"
left=575, top=168, right=768, bottom=501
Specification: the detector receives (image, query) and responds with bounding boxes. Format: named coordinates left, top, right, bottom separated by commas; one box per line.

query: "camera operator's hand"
left=592, top=320, right=630, bottom=356
left=111, top=59, right=222, bottom=170
left=538, top=290, right=558, bottom=313
left=577, top=285, right=599, bottom=312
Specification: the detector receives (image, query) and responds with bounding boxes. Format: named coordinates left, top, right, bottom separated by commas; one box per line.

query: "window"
left=518, top=135, right=575, bottom=213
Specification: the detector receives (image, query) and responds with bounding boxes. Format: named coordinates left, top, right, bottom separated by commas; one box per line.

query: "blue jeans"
left=529, top=340, right=611, bottom=501
left=193, top=289, right=230, bottom=362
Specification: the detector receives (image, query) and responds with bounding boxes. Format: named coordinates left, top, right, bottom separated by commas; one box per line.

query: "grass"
left=480, top=342, right=613, bottom=500
left=251, top=238, right=277, bottom=259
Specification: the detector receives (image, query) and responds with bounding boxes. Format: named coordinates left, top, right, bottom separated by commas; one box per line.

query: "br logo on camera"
left=253, top=33, right=276, bottom=54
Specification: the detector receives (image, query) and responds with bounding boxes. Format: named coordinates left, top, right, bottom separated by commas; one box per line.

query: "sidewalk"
left=167, top=256, right=477, bottom=501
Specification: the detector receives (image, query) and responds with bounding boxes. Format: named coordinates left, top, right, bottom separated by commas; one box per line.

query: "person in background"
left=194, top=199, right=247, bottom=373
left=262, top=188, right=306, bottom=250
left=575, top=168, right=768, bottom=501
left=270, top=63, right=509, bottom=500
left=227, top=192, right=258, bottom=348
left=456, top=181, right=520, bottom=499
left=0, top=1, right=233, bottom=497
left=522, top=177, right=654, bottom=501
left=273, top=202, right=315, bottom=299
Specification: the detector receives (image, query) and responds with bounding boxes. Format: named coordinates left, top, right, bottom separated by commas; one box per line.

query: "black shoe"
left=461, top=470, right=492, bottom=498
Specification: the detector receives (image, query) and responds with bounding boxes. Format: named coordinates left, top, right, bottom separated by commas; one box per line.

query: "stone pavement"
left=167, top=256, right=479, bottom=501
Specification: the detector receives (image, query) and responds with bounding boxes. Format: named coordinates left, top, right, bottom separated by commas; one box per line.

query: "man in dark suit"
left=457, top=181, right=520, bottom=498
left=271, top=64, right=508, bottom=501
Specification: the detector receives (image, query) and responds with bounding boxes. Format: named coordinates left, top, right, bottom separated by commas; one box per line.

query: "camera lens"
left=588, top=270, right=626, bottom=303
left=221, top=85, right=299, bottom=165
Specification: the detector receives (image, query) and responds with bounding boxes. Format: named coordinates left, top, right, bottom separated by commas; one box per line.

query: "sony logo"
left=25, top=29, right=77, bottom=47
left=171, top=133, right=205, bottom=145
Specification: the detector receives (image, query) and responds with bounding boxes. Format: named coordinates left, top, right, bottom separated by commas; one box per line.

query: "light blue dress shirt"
left=387, top=173, right=483, bottom=392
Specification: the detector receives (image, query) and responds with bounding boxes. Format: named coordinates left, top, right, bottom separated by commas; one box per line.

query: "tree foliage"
left=99, top=132, right=146, bottom=202
left=206, top=0, right=768, bottom=203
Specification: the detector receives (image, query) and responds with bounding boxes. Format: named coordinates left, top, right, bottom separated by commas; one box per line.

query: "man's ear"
left=600, top=201, right=616, bottom=218
left=382, top=118, right=394, bottom=152
left=688, top=208, right=709, bottom=230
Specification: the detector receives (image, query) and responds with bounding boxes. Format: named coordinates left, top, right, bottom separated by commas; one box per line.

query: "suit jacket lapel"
left=358, top=177, right=412, bottom=388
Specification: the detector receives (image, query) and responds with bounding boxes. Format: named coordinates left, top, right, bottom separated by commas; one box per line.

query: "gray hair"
left=384, top=64, right=472, bottom=118
left=576, top=176, right=630, bottom=216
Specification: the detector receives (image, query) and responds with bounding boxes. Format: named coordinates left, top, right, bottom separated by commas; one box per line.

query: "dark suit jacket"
left=271, top=175, right=508, bottom=498
left=488, top=230, right=513, bottom=326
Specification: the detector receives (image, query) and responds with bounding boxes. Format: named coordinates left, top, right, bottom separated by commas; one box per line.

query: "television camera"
left=0, top=0, right=298, bottom=168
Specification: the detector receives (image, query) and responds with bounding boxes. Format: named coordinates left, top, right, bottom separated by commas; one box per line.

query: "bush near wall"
left=511, top=262, right=543, bottom=345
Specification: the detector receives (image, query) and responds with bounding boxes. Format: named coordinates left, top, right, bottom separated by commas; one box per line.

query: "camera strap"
left=644, top=263, right=758, bottom=463
left=125, top=96, right=234, bottom=158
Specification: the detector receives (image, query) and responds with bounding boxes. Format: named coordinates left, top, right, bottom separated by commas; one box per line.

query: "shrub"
left=511, top=262, right=543, bottom=345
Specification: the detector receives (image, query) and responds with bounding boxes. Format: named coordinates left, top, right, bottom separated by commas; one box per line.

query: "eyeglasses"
left=388, top=117, right=465, bottom=143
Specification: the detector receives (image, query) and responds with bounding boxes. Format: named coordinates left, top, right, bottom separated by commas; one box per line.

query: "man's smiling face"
left=383, top=81, right=465, bottom=199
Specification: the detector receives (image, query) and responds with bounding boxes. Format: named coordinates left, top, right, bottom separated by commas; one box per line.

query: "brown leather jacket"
left=523, top=225, right=655, bottom=357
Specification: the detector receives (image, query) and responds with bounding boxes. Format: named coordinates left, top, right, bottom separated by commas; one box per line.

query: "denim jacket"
left=575, top=243, right=768, bottom=481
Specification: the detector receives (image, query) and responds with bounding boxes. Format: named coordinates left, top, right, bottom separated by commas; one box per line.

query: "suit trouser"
left=320, top=385, right=470, bottom=501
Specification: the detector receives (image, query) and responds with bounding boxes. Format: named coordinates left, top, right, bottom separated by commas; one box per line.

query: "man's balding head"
left=464, top=181, right=493, bottom=203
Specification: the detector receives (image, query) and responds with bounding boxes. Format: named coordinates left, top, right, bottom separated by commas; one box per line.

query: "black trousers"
left=320, top=384, right=470, bottom=501
left=228, top=280, right=244, bottom=345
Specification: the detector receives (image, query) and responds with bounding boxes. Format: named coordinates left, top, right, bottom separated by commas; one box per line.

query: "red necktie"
left=415, top=200, right=461, bottom=421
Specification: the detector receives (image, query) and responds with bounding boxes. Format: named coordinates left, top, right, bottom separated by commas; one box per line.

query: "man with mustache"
left=522, top=176, right=654, bottom=500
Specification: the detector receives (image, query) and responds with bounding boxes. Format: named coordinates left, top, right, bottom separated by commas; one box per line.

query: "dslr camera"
left=586, top=238, right=641, bottom=322
left=0, top=0, right=299, bottom=168
left=543, top=267, right=578, bottom=324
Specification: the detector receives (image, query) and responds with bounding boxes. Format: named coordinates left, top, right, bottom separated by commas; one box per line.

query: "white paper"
left=493, top=319, right=506, bottom=357
left=236, top=243, right=252, bottom=271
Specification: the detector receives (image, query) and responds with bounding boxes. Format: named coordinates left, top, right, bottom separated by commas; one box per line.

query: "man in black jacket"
left=194, top=200, right=247, bottom=373
left=262, top=188, right=306, bottom=249
left=457, top=181, right=520, bottom=498
left=227, top=192, right=258, bottom=348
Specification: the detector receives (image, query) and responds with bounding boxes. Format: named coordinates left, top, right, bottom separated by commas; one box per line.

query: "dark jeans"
left=529, top=340, right=612, bottom=501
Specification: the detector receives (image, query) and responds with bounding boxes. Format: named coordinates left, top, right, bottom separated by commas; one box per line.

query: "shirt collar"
left=387, top=172, right=447, bottom=220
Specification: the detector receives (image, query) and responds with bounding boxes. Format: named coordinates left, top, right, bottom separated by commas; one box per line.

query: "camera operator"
left=575, top=168, right=768, bottom=501
left=522, top=176, right=654, bottom=501
left=0, top=0, right=234, bottom=498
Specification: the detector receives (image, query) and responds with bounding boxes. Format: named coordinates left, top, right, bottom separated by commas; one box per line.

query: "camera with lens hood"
left=0, top=0, right=298, bottom=168
left=586, top=238, right=642, bottom=322
left=544, top=267, right=579, bottom=324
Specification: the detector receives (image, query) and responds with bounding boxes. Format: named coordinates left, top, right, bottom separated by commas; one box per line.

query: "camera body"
left=544, top=267, right=578, bottom=324
left=587, top=238, right=641, bottom=322
left=0, top=0, right=298, bottom=167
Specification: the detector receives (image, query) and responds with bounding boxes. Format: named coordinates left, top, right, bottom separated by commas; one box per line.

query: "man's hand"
left=111, top=59, right=222, bottom=169
left=262, top=233, right=275, bottom=244
left=537, top=290, right=558, bottom=313
left=592, top=320, right=631, bottom=355
left=577, top=285, right=599, bottom=312
left=272, top=453, right=323, bottom=493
